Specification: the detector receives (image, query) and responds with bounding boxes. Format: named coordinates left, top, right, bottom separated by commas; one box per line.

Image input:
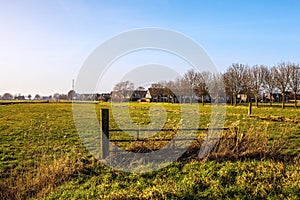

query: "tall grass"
left=209, top=123, right=287, bottom=161
left=108, top=122, right=290, bottom=168
left=0, top=151, right=87, bottom=200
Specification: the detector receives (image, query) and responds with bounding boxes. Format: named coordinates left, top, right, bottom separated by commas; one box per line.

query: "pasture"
left=0, top=102, right=299, bottom=199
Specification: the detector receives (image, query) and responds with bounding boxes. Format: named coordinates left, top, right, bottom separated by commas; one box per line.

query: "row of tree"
left=0, top=91, right=106, bottom=101
left=0, top=93, right=70, bottom=101
left=179, top=62, right=299, bottom=108
left=224, top=62, right=299, bottom=108
left=222, top=62, right=300, bottom=108
left=112, top=62, right=300, bottom=108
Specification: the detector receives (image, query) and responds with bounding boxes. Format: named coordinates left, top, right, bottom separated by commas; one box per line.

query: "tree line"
left=0, top=92, right=107, bottom=101
left=0, top=93, right=70, bottom=101
left=2, top=62, right=299, bottom=108
left=223, top=62, right=300, bottom=108
left=113, top=62, right=300, bottom=109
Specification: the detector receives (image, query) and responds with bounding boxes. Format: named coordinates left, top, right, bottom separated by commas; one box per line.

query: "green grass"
left=43, top=160, right=300, bottom=200
left=0, top=102, right=299, bottom=199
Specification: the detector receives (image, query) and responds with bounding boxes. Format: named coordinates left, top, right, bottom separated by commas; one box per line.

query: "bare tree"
left=246, top=65, right=265, bottom=107
left=164, top=81, right=178, bottom=103
left=274, top=62, right=291, bottom=109
left=34, top=94, right=41, bottom=100
left=289, top=63, right=300, bottom=108
left=53, top=93, right=60, bottom=101
left=262, top=66, right=276, bottom=107
left=169, top=77, right=189, bottom=103
left=2, top=93, right=13, bottom=100
left=164, top=80, right=176, bottom=94
left=222, top=73, right=234, bottom=105
left=223, top=63, right=248, bottom=106
left=208, top=72, right=225, bottom=103
left=180, top=78, right=191, bottom=103
left=68, top=90, right=76, bottom=100
left=194, top=71, right=211, bottom=106
left=151, top=83, right=164, bottom=88
left=183, top=69, right=199, bottom=103
left=112, top=80, right=134, bottom=102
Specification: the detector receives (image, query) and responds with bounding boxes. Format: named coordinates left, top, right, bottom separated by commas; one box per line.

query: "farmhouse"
left=145, top=87, right=178, bottom=102
left=130, top=90, right=147, bottom=101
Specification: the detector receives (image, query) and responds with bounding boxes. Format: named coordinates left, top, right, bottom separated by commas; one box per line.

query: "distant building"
left=77, top=94, right=96, bottom=101
left=42, top=96, right=52, bottom=101
left=130, top=90, right=147, bottom=101
left=265, top=91, right=291, bottom=102
left=14, top=95, right=25, bottom=100
left=98, top=93, right=111, bottom=102
left=145, top=87, right=178, bottom=102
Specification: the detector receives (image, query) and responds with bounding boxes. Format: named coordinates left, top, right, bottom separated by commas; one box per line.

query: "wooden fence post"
left=136, top=130, right=139, bottom=140
left=100, top=109, right=109, bottom=159
left=248, top=102, right=252, bottom=115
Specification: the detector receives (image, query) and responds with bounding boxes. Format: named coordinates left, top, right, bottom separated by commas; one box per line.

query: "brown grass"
left=208, top=125, right=287, bottom=161
left=124, top=124, right=288, bottom=162
left=0, top=151, right=88, bottom=200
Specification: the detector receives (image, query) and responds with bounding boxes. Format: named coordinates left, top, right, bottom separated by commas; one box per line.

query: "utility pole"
left=72, top=79, right=75, bottom=90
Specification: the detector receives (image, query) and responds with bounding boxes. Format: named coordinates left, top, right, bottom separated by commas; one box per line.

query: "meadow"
left=0, top=101, right=299, bottom=199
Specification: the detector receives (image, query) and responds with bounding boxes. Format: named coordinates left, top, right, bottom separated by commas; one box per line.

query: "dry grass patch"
left=0, top=151, right=89, bottom=200
left=208, top=124, right=287, bottom=161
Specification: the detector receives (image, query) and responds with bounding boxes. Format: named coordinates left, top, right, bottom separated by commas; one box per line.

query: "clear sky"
left=1, top=0, right=300, bottom=95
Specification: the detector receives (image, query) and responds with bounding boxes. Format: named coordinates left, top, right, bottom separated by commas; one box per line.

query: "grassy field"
left=0, top=102, right=299, bottom=199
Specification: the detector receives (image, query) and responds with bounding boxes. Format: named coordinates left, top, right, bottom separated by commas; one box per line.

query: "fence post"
left=136, top=130, right=139, bottom=140
left=248, top=101, right=252, bottom=115
left=100, top=109, right=109, bottom=159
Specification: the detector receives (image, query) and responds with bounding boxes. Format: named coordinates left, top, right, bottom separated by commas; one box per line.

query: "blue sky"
left=1, top=0, right=300, bottom=95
